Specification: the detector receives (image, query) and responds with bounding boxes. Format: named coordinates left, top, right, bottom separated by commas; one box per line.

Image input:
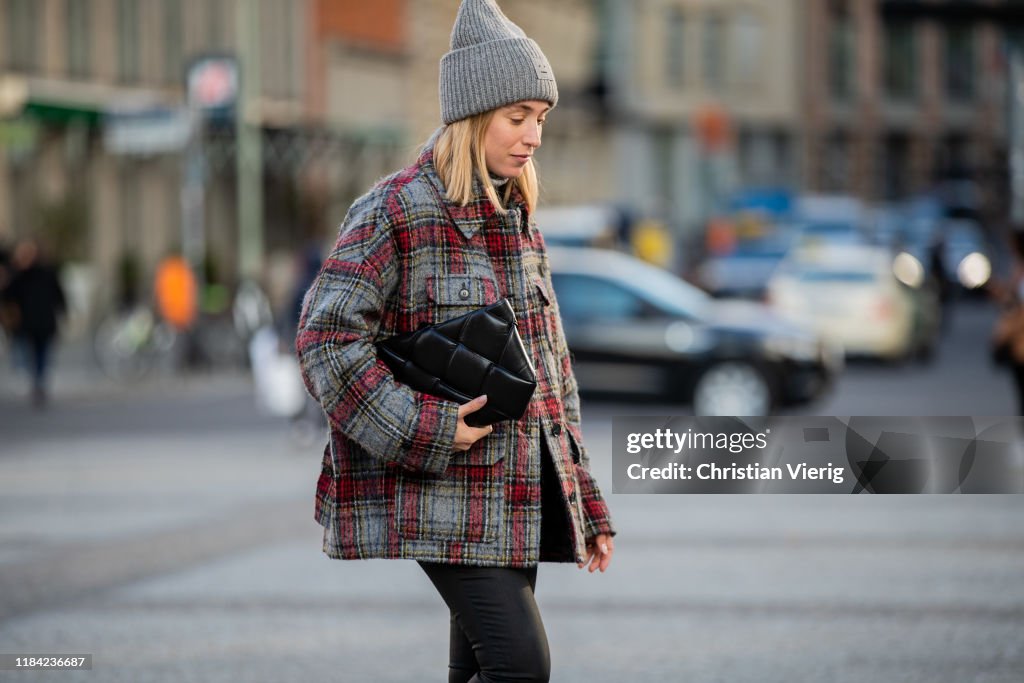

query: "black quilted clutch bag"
left=375, top=299, right=537, bottom=427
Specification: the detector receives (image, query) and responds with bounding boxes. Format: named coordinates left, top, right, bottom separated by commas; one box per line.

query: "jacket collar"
left=418, top=128, right=534, bottom=242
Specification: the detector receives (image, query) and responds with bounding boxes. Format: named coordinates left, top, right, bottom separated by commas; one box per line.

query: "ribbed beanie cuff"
left=439, top=0, right=558, bottom=124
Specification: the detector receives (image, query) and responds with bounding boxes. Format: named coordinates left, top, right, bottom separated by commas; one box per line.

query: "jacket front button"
left=459, top=288, right=470, bottom=299
left=551, top=423, right=562, bottom=436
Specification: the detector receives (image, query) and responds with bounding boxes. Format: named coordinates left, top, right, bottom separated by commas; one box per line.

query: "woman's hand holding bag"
left=452, top=394, right=494, bottom=452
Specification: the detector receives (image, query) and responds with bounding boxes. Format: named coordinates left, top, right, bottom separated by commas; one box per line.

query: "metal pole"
left=181, top=108, right=206, bottom=287
left=236, top=0, right=264, bottom=281
left=1010, top=43, right=1024, bottom=226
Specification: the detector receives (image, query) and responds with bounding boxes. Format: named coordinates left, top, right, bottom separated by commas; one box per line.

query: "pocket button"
left=459, top=288, right=470, bottom=299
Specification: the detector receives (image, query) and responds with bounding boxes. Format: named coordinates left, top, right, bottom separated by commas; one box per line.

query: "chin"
left=501, top=166, right=526, bottom=179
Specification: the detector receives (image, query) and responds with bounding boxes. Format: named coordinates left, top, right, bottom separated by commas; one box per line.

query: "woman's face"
left=482, top=100, right=550, bottom=179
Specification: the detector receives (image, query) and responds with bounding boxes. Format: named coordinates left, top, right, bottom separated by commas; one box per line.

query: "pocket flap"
left=428, top=274, right=499, bottom=306
left=531, top=275, right=551, bottom=306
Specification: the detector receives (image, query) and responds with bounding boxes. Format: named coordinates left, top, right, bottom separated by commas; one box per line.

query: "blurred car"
left=867, top=203, right=906, bottom=249
left=532, top=204, right=624, bottom=248
left=796, top=194, right=869, bottom=225
left=766, top=245, right=939, bottom=361
left=697, top=230, right=796, bottom=299
left=796, top=219, right=867, bottom=248
left=875, top=202, right=993, bottom=294
left=794, top=194, right=871, bottom=249
left=942, top=218, right=992, bottom=292
left=547, top=246, right=839, bottom=416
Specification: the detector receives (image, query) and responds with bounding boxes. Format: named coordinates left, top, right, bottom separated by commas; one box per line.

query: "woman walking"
left=296, top=2, right=615, bottom=680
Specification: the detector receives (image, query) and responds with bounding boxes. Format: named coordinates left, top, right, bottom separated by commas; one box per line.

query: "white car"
left=766, top=245, right=918, bottom=360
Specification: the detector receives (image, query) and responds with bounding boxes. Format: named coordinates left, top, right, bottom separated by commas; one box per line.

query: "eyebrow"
left=508, top=104, right=551, bottom=115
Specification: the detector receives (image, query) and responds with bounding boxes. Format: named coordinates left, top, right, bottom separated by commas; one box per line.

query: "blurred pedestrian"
left=154, top=253, right=198, bottom=333
left=929, top=230, right=952, bottom=331
left=153, top=252, right=202, bottom=369
left=296, top=2, right=615, bottom=680
left=1, top=238, right=66, bottom=408
left=0, top=240, right=13, bottom=339
left=992, top=231, right=1024, bottom=415
left=281, top=242, right=323, bottom=348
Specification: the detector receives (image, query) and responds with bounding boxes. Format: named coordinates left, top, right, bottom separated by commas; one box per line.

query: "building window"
left=732, top=10, right=763, bottom=87
left=824, top=133, right=849, bottom=192
left=208, top=0, right=224, bottom=49
left=702, top=13, right=725, bottom=92
left=665, top=6, right=686, bottom=88
left=66, top=0, right=90, bottom=78
left=162, top=0, right=183, bottom=83
left=117, top=0, right=140, bottom=83
left=944, top=25, right=974, bottom=101
left=6, top=0, right=39, bottom=72
left=829, top=11, right=855, bottom=101
left=884, top=21, right=917, bottom=102
left=262, top=0, right=295, bottom=98
left=882, top=134, right=910, bottom=200
left=164, top=0, right=183, bottom=84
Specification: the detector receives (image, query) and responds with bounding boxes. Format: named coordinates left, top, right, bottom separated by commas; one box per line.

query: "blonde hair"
left=430, top=111, right=539, bottom=215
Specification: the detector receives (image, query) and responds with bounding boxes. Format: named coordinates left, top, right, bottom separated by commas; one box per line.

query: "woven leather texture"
left=375, top=299, right=538, bottom=427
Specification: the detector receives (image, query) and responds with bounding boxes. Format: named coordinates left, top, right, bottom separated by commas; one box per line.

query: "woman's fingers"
left=458, top=423, right=493, bottom=449
left=451, top=407, right=494, bottom=451
left=580, top=534, right=614, bottom=573
left=457, top=394, right=488, bottom=418
left=598, top=537, right=614, bottom=572
left=581, top=540, right=598, bottom=569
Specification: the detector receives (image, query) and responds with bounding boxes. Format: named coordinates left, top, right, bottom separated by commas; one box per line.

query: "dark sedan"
left=547, top=247, right=840, bottom=415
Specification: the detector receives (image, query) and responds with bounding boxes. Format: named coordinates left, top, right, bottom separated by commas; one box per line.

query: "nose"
left=523, top=121, right=542, bottom=149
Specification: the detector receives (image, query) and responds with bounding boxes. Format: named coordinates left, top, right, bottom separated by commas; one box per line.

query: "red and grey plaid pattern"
left=297, top=142, right=615, bottom=567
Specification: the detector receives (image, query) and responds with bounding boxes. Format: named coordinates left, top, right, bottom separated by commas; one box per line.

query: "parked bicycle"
left=93, top=279, right=272, bottom=381
left=92, top=305, right=177, bottom=380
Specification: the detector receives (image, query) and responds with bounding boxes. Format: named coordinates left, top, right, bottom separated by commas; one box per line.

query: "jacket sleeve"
left=540, top=257, right=617, bottom=540
left=296, top=198, right=461, bottom=477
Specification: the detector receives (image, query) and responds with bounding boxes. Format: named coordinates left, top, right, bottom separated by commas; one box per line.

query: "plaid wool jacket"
left=296, top=138, right=616, bottom=567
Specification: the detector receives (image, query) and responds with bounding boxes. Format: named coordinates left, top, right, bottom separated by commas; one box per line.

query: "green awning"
left=23, top=100, right=102, bottom=127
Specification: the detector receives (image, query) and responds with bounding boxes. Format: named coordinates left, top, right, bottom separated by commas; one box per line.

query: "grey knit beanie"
left=439, top=0, right=558, bottom=125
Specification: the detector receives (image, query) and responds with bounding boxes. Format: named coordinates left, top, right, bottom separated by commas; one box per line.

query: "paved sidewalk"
left=0, top=379, right=1022, bottom=682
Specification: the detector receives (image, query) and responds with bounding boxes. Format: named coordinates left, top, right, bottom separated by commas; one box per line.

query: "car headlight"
left=893, top=251, right=924, bottom=288
left=957, top=252, right=990, bottom=289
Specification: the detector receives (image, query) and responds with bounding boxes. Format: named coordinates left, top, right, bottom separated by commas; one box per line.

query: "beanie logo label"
left=533, top=58, right=554, bottom=82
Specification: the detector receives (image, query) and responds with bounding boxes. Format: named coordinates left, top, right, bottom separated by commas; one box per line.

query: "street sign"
left=186, top=55, right=240, bottom=114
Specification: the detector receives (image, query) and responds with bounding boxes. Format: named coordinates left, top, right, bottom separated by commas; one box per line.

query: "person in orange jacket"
left=154, top=254, right=197, bottom=332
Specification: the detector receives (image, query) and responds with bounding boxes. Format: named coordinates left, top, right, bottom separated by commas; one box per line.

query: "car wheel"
left=693, top=361, right=773, bottom=416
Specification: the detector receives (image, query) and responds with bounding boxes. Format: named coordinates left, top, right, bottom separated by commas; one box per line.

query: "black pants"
left=417, top=438, right=568, bottom=682
left=15, top=333, right=53, bottom=391
left=418, top=562, right=549, bottom=682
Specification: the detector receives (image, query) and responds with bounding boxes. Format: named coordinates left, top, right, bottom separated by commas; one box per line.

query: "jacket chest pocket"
left=529, top=274, right=551, bottom=311
left=529, top=273, right=560, bottom=361
left=427, top=274, right=501, bottom=316
left=395, top=457, right=504, bottom=544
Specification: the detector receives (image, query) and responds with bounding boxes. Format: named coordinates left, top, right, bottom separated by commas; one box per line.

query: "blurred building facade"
left=0, top=0, right=330, bottom=318
left=0, top=0, right=1020, bottom=325
left=597, top=0, right=803, bottom=247
left=802, top=0, right=1014, bottom=211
